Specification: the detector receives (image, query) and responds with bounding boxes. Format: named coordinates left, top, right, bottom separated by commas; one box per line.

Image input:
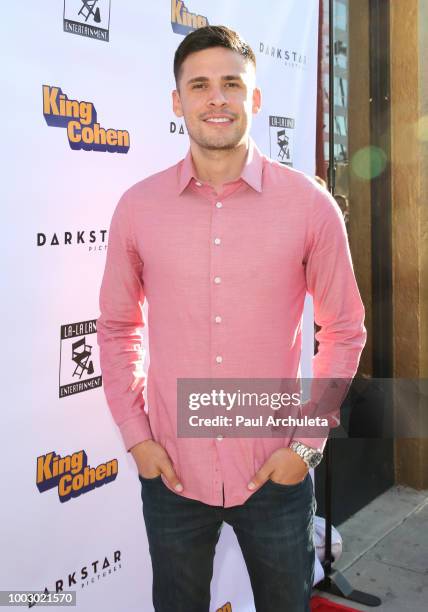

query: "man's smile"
left=202, top=114, right=235, bottom=125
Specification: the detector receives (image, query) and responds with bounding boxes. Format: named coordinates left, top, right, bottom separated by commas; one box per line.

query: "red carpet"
left=310, top=595, right=361, bottom=611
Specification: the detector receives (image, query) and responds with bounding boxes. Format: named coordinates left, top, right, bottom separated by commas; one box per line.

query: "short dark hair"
left=173, top=25, right=256, bottom=85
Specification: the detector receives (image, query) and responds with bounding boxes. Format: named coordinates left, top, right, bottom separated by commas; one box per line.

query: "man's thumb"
left=162, top=459, right=183, bottom=492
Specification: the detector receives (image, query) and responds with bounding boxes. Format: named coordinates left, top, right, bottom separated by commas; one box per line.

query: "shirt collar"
left=178, top=137, right=263, bottom=195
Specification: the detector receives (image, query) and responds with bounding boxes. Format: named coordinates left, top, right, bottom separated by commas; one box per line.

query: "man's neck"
left=190, top=139, right=250, bottom=194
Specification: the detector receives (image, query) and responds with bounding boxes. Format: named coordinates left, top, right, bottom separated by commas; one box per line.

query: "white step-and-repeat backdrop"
left=2, top=1, right=324, bottom=610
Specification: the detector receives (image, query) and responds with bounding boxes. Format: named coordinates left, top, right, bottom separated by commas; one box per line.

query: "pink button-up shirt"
left=97, top=139, right=366, bottom=508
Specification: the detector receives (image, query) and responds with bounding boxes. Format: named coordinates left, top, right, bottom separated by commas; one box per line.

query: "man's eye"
left=226, top=82, right=239, bottom=87
left=192, top=83, right=206, bottom=89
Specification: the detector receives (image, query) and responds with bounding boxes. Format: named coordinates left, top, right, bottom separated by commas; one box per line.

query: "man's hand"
left=247, top=447, right=308, bottom=490
left=130, top=440, right=183, bottom=492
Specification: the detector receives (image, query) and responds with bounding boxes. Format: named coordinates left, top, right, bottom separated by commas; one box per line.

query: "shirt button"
left=216, top=434, right=224, bottom=441
left=215, top=355, right=223, bottom=363
left=216, top=202, right=223, bottom=208
left=214, top=276, right=221, bottom=284
left=215, top=315, right=222, bottom=323
left=214, top=238, right=221, bottom=245
left=195, top=181, right=202, bottom=187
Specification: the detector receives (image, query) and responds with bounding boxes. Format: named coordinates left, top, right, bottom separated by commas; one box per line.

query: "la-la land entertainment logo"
left=36, top=450, right=118, bottom=503
left=59, top=319, right=102, bottom=398
left=171, top=0, right=208, bottom=35
left=63, top=0, right=111, bottom=42
left=43, top=85, right=130, bottom=153
left=269, top=115, right=295, bottom=167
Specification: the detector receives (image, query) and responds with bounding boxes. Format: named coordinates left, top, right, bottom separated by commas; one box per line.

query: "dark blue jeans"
left=139, top=472, right=316, bottom=612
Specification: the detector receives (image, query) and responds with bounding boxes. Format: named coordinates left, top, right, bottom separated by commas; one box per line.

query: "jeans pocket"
left=138, top=473, right=162, bottom=483
left=267, top=472, right=308, bottom=489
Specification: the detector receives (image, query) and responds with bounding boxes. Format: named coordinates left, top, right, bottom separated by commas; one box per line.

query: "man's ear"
left=252, top=87, right=262, bottom=115
left=172, top=89, right=183, bottom=118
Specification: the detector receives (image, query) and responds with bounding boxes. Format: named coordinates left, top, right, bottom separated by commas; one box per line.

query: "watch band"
left=289, top=441, right=323, bottom=469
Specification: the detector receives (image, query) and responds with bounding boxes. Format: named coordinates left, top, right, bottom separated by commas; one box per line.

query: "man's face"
left=172, top=46, right=261, bottom=151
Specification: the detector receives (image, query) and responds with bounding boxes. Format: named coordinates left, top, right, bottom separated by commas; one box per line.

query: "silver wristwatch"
left=289, top=441, right=323, bottom=469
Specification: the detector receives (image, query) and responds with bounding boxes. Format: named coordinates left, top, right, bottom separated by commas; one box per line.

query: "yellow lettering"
left=81, top=126, right=94, bottom=144
left=116, top=130, right=130, bottom=148
left=79, top=101, right=93, bottom=125
left=67, top=120, right=81, bottom=142
left=93, top=123, right=106, bottom=144
left=58, top=474, right=72, bottom=498
left=37, top=452, right=53, bottom=483
left=106, top=129, right=117, bottom=146
left=83, top=465, right=96, bottom=486
left=58, top=455, right=72, bottom=475
left=71, top=451, right=84, bottom=474
left=73, top=473, right=84, bottom=491
left=43, top=86, right=59, bottom=115
left=171, top=0, right=183, bottom=24
left=96, top=464, right=106, bottom=480
left=65, top=99, right=80, bottom=120
left=105, top=459, right=118, bottom=477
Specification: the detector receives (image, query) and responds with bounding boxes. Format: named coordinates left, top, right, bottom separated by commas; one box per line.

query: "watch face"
left=308, top=453, right=322, bottom=468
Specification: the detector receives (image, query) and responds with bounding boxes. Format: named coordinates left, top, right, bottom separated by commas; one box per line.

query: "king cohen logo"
left=269, top=115, right=295, bottom=167
left=259, top=42, right=307, bottom=70
left=36, top=230, right=108, bottom=253
left=43, top=85, right=130, bottom=153
left=36, top=450, right=118, bottom=503
left=59, top=319, right=102, bottom=398
left=63, top=0, right=111, bottom=42
left=171, top=0, right=209, bottom=35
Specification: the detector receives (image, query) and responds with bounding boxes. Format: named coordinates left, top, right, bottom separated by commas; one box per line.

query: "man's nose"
left=207, top=86, right=227, bottom=106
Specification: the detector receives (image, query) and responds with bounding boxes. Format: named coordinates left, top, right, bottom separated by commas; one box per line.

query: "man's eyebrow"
left=222, top=75, right=244, bottom=81
left=186, top=75, right=244, bottom=85
left=186, top=76, right=209, bottom=85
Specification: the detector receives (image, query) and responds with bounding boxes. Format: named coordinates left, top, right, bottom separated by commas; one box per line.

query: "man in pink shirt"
left=98, top=25, right=366, bottom=612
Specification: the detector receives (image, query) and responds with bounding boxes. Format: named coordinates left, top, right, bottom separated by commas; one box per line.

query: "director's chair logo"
left=72, top=337, right=95, bottom=379
left=63, top=0, right=111, bottom=42
left=79, top=0, right=101, bottom=23
left=269, top=115, right=295, bottom=167
left=59, top=319, right=102, bottom=398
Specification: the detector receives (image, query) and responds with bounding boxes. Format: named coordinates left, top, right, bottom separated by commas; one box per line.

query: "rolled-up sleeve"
left=292, top=185, right=367, bottom=452
left=97, top=191, right=153, bottom=452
